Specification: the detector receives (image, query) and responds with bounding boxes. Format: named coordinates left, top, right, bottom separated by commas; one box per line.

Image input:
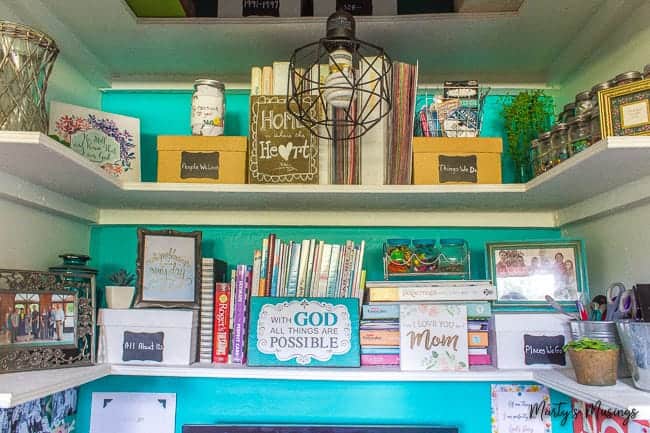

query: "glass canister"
left=644, top=64, right=650, bottom=79
left=559, top=103, right=575, bottom=123
left=529, top=138, right=541, bottom=177
left=412, top=239, right=438, bottom=273
left=590, top=107, right=603, bottom=144
left=613, top=71, right=643, bottom=87
left=49, top=254, right=97, bottom=297
left=590, top=80, right=616, bottom=108
left=550, top=123, right=570, bottom=166
left=538, top=131, right=552, bottom=172
left=569, top=113, right=592, bottom=154
left=385, top=239, right=412, bottom=273
left=437, top=238, right=468, bottom=274
left=574, top=90, right=593, bottom=116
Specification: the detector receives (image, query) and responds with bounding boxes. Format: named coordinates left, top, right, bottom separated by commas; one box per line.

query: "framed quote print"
left=135, top=229, right=202, bottom=308
left=598, top=79, right=650, bottom=137
left=486, top=240, right=587, bottom=306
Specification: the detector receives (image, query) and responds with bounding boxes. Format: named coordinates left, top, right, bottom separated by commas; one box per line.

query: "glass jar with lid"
left=569, top=113, right=592, bottom=154
left=558, top=102, right=575, bottom=123
left=590, top=107, right=603, bottom=144
left=385, top=238, right=412, bottom=273
left=529, top=138, right=541, bottom=178
left=537, top=131, right=552, bottom=173
left=412, top=239, right=438, bottom=273
left=437, top=238, right=468, bottom=274
left=644, top=64, right=650, bottom=80
left=550, top=123, right=570, bottom=165
left=574, top=90, right=593, bottom=116
left=613, top=71, right=643, bottom=87
left=590, top=80, right=616, bottom=109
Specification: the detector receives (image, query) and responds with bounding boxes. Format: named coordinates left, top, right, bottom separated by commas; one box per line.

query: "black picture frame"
left=135, top=228, right=202, bottom=309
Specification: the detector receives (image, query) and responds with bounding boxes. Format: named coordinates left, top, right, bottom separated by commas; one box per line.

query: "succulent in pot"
left=563, top=338, right=619, bottom=386
left=105, top=269, right=136, bottom=309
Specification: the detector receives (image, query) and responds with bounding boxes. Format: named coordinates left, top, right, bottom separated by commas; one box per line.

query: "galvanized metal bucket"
left=570, top=320, right=630, bottom=378
left=616, top=320, right=650, bottom=391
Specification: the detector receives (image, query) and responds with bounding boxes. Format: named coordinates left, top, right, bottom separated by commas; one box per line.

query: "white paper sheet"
left=90, top=392, right=176, bottom=433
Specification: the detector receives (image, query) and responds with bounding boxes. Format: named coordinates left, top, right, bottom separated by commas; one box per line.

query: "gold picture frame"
left=598, top=78, right=650, bottom=137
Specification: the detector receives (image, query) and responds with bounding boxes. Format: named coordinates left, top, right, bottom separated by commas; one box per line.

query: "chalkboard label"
left=122, top=331, right=164, bottom=362
left=523, top=334, right=566, bottom=366
left=337, top=0, right=373, bottom=15
left=243, top=0, right=279, bottom=17
left=180, top=151, right=219, bottom=179
left=438, top=155, right=478, bottom=183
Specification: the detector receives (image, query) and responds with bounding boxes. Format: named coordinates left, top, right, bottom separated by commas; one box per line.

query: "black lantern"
left=287, top=10, right=392, bottom=140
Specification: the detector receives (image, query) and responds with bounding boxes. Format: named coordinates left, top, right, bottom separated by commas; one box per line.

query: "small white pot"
left=105, top=285, right=135, bottom=309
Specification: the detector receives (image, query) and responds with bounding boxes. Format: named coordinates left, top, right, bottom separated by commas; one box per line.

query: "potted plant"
left=105, top=269, right=136, bottom=309
left=564, top=337, right=619, bottom=386
left=502, top=90, right=554, bottom=182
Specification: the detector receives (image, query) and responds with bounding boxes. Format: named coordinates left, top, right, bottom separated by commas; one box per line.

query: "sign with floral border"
left=399, top=304, right=468, bottom=371
left=48, top=101, right=140, bottom=181
left=491, top=384, right=552, bottom=433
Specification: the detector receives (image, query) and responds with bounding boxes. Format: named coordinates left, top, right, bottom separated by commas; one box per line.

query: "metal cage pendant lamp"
left=287, top=10, right=392, bottom=140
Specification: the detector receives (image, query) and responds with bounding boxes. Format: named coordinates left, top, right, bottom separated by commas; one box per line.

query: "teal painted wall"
left=102, top=91, right=545, bottom=183
left=77, top=376, right=573, bottom=433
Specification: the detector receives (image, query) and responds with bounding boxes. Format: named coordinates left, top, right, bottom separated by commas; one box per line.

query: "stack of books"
left=360, top=304, right=400, bottom=366
left=251, top=235, right=366, bottom=301
left=363, top=280, right=498, bottom=368
left=467, top=304, right=492, bottom=366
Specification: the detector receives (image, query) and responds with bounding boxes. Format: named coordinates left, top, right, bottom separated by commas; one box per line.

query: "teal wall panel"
left=102, top=91, right=250, bottom=181
left=76, top=376, right=573, bottom=433
left=102, top=91, right=538, bottom=184
left=89, top=225, right=562, bottom=302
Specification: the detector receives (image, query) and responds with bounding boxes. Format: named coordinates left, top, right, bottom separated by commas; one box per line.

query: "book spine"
left=250, top=66, right=262, bottom=96
left=251, top=249, right=262, bottom=297
left=304, top=239, right=317, bottom=296
left=295, top=239, right=310, bottom=297
left=264, top=234, right=276, bottom=296
left=338, top=242, right=354, bottom=298
left=229, top=269, right=236, bottom=332
left=287, top=242, right=301, bottom=297
left=272, top=61, right=290, bottom=96
left=231, top=265, right=248, bottom=363
left=468, top=354, right=492, bottom=365
left=270, top=238, right=281, bottom=296
left=259, top=238, right=269, bottom=296
left=360, top=346, right=400, bottom=355
left=362, top=304, right=400, bottom=320
left=326, top=244, right=341, bottom=297
left=261, top=66, right=273, bottom=95
left=309, top=241, right=323, bottom=297
left=359, top=330, right=400, bottom=346
left=316, top=244, right=332, bottom=297
left=352, top=240, right=365, bottom=300
left=212, top=283, right=231, bottom=363
left=360, top=354, right=400, bottom=366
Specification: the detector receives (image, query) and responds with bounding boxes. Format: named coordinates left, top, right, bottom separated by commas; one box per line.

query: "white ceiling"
left=2, top=0, right=645, bottom=87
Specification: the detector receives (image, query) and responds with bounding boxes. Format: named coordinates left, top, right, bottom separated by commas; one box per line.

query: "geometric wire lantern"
left=287, top=10, right=392, bottom=140
left=0, top=21, right=59, bottom=133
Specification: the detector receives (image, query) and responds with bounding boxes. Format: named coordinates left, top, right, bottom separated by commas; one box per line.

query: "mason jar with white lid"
left=191, top=79, right=226, bottom=136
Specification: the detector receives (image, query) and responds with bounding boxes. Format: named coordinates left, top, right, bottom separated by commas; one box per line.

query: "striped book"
left=199, top=258, right=215, bottom=363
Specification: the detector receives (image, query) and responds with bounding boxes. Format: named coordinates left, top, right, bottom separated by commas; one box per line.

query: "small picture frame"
left=135, top=229, right=202, bottom=308
left=486, top=240, right=587, bottom=305
left=598, top=79, right=650, bottom=137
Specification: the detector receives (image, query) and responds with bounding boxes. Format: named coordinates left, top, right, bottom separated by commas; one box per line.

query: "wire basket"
left=0, top=21, right=59, bottom=133
left=415, top=81, right=490, bottom=138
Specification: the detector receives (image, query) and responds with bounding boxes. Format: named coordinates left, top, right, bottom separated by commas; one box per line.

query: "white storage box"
left=98, top=308, right=198, bottom=366
left=489, top=313, right=572, bottom=369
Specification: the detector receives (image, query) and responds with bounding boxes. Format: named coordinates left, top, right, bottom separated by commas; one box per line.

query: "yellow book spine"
left=368, top=286, right=399, bottom=302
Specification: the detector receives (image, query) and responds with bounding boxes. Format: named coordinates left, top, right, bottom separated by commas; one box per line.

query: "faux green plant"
left=108, top=269, right=135, bottom=286
left=563, top=337, right=618, bottom=352
left=501, top=90, right=554, bottom=182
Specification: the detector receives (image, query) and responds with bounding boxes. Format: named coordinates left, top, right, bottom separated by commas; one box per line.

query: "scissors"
left=605, top=282, right=637, bottom=320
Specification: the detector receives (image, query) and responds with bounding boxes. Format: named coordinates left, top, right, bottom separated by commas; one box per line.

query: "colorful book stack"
left=251, top=235, right=366, bottom=301
left=199, top=258, right=215, bottom=363
left=360, top=304, right=400, bottom=366
left=467, top=303, right=492, bottom=366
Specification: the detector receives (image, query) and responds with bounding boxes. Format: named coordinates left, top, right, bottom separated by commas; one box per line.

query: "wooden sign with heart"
left=249, top=95, right=319, bottom=184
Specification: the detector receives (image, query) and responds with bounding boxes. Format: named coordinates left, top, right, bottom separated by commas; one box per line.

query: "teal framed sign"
left=247, top=297, right=360, bottom=367
left=485, top=240, right=589, bottom=307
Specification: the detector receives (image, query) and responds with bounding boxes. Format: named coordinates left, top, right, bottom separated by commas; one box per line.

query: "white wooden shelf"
left=0, top=364, right=110, bottom=409
left=1, top=132, right=650, bottom=227
left=534, top=369, right=650, bottom=420
left=109, top=363, right=535, bottom=382
left=3, top=363, right=650, bottom=416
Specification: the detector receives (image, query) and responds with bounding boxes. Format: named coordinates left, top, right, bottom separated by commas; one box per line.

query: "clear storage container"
left=569, top=113, right=592, bottom=154
left=437, top=238, right=469, bottom=274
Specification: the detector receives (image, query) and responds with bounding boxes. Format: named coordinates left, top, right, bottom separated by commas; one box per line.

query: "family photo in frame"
left=486, top=241, right=586, bottom=304
left=135, top=229, right=202, bottom=309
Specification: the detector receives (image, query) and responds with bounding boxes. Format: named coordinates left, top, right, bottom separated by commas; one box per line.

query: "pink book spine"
left=360, top=354, right=400, bottom=366
left=468, top=354, right=492, bottom=365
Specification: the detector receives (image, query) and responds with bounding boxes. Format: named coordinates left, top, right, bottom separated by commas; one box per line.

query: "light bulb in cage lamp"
left=287, top=10, right=392, bottom=140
